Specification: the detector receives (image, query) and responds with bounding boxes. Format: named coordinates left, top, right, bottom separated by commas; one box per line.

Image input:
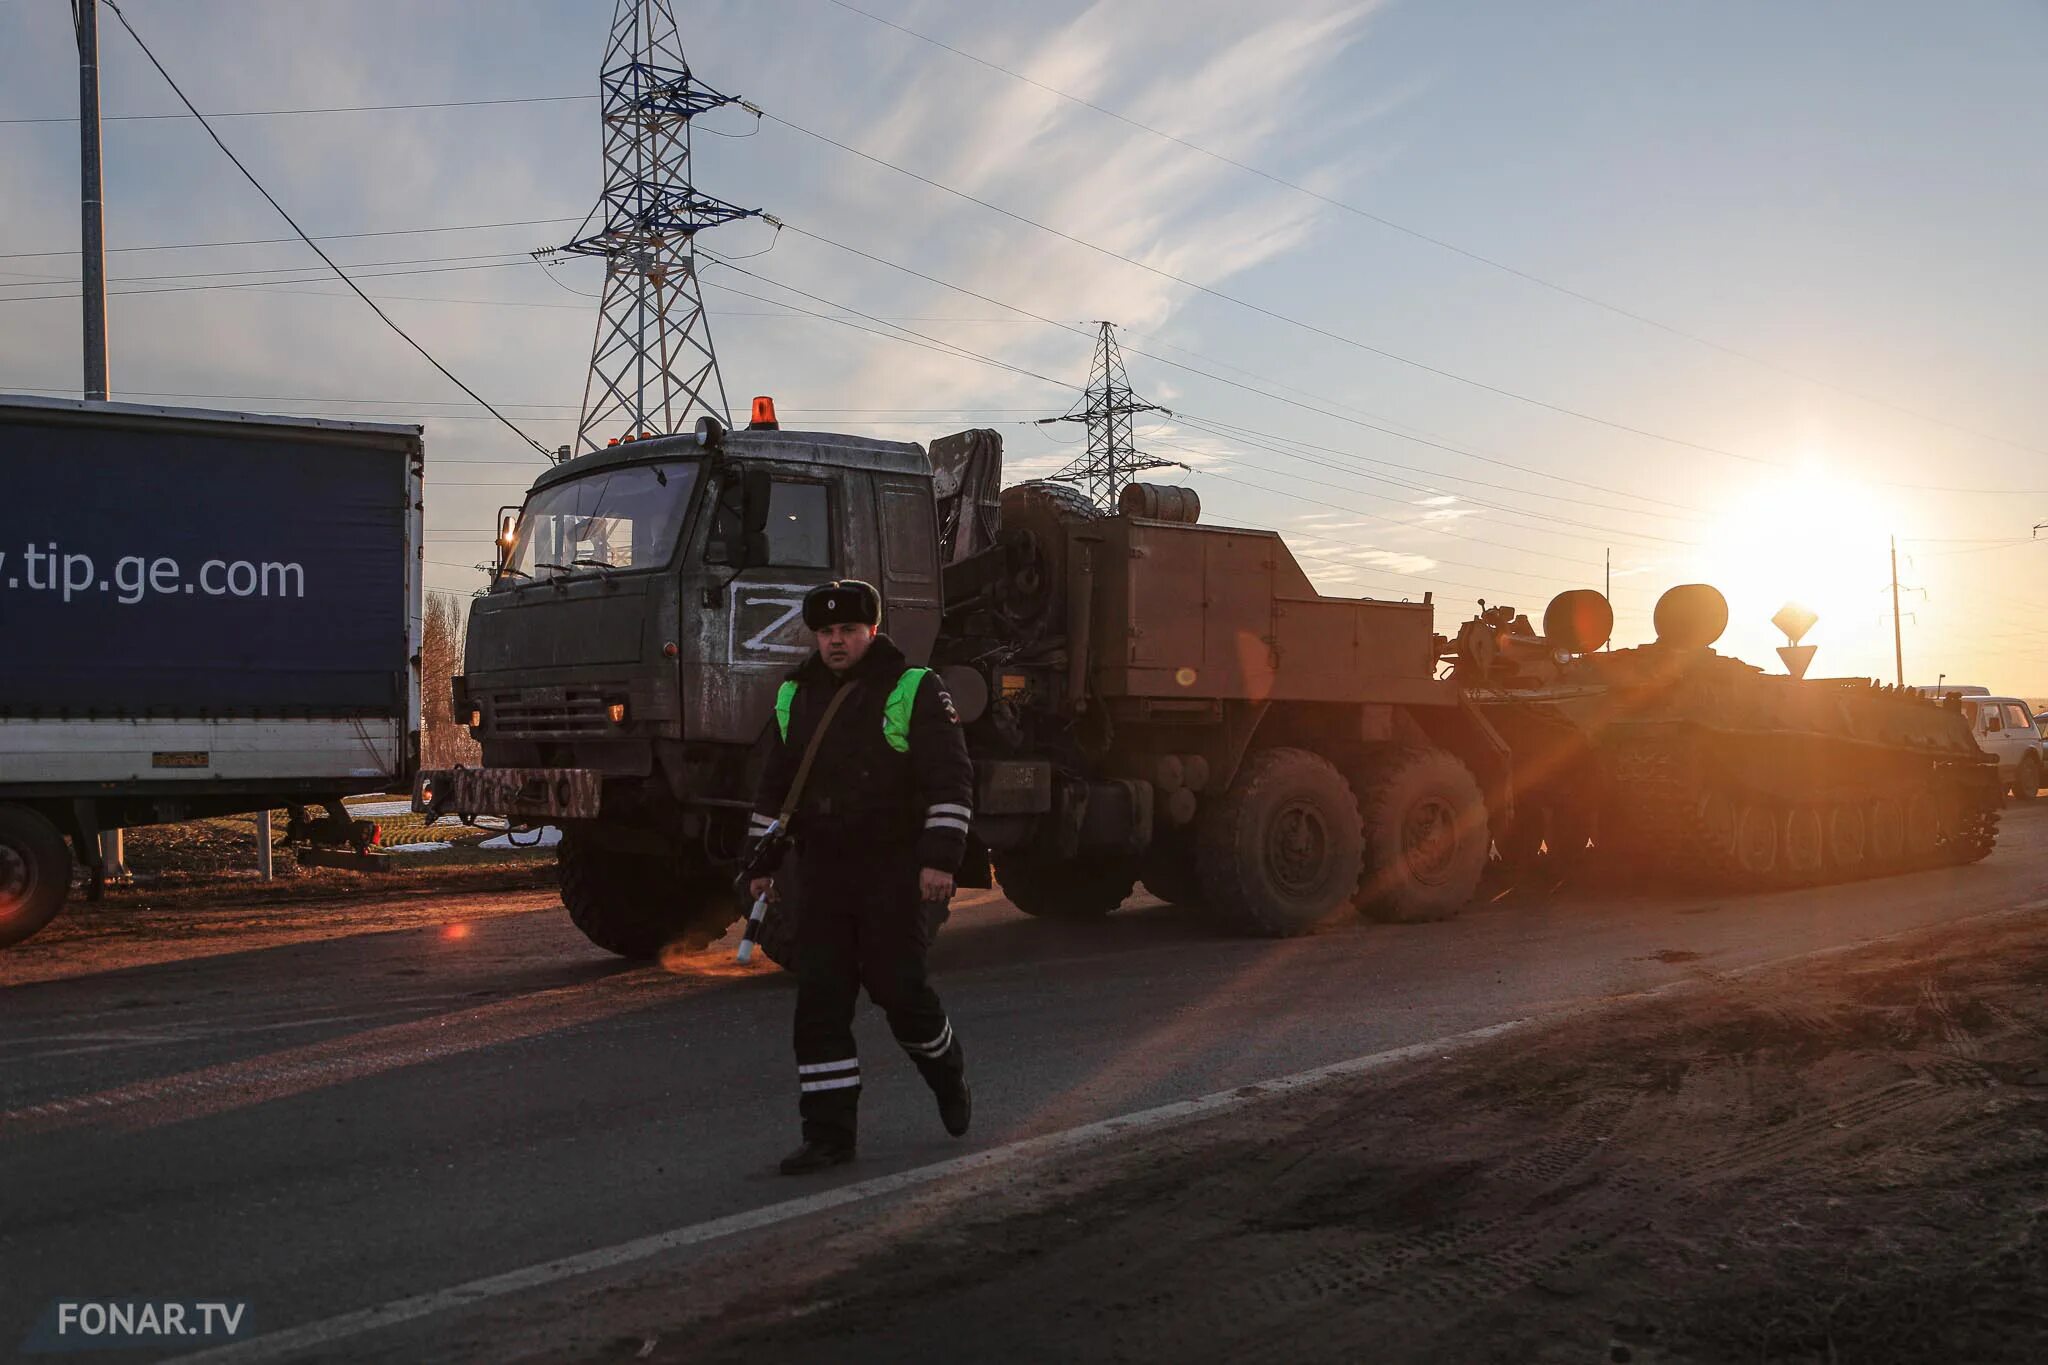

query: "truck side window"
left=2006, top=703, right=2032, bottom=731
left=765, top=481, right=831, bottom=567
left=881, top=487, right=938, bottom=580
left=1984, top=709, right=2003, bottom=732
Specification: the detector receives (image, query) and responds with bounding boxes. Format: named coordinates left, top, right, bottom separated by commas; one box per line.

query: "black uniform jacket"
left=748, top=633, right=975, bottom=874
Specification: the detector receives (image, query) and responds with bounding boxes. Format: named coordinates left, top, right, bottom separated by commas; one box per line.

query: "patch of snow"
left=386, top=840, right=454, bottom=854
left=344, top=799, right=417, bottom=819
left=479, top=826, right=563, bottom=850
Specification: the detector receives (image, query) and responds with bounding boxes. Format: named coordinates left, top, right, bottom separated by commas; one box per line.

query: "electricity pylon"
left=1039, top=322, right=1173, bottom=509
left=543, top=0, right=760, bottom=457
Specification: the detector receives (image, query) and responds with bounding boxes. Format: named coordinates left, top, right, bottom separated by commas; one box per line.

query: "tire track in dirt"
left=1057, top=1095, right=1657, bottom=1365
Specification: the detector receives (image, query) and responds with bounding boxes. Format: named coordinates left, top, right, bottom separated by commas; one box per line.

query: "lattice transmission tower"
left=543, top=0, right=761, bottom=457
left=1040, top=322, right=1174, bottom=509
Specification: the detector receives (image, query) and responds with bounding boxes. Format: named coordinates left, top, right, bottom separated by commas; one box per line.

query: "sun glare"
left=1693, top=462, right=1895, bottom=669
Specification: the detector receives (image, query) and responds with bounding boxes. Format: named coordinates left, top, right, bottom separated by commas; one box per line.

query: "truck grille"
left=491, top=691, right=614, bottom=738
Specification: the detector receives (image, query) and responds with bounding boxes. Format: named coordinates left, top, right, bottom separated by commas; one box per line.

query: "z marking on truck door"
left=729, top=580, right=820, bottom=661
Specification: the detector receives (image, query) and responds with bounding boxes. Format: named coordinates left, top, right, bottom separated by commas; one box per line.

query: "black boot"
left=779, top=1138, right=855, bottom=1175
left=937, top=1079, right=972, bottom=1137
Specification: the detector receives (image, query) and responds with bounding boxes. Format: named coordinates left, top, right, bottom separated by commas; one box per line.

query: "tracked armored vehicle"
left=1455, top=585, right=2002, bottom=889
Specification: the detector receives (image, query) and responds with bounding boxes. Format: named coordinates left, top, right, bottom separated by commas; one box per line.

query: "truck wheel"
left=1355, top=748, right=1489, bottom=923
left=2015, top=754, right=2042, bottom=803
left=994, top=852, right=1137, bottom=919
left=558, top=828, right=741, bottom=959
left=0, top=806, right=74, bottom=950
left=1199, top=747, right=1363, bottom=938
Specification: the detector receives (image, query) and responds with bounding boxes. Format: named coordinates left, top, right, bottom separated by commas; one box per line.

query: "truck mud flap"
left=415, top=766, right=602, bottom=821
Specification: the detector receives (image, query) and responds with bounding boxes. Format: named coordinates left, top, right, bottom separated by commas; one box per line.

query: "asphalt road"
left=5, top=805, right=2046, bottom=1362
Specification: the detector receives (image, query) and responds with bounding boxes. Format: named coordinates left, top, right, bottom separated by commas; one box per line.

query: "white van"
left=1957, top=696, right=2044, bottom=802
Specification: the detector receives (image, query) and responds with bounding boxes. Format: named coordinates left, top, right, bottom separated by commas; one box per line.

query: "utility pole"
left=74, top=0, right=108, bottom=401
left=1038, top=322, right=1174, bottom=510
left=1890, top=534, right=1905, bottom=687
left=540, top=0, right=763, bottom=456
left=76, top=0, right=126, bottom=885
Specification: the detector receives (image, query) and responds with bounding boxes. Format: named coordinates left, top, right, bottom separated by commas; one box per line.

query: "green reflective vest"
left=776, top=668, right=931, bottom=754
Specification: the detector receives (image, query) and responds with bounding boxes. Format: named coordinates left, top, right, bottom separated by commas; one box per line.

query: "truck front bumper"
left=414, top=766, right=603, bottom=821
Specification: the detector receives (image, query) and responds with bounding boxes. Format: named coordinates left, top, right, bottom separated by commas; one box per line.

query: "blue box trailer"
left=0, top=395, right=425, bottom=947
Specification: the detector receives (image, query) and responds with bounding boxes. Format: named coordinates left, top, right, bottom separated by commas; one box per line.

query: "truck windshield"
left=504, top=460, right=700, bottom=581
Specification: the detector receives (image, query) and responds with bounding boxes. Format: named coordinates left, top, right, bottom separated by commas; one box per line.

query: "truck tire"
left=994, top=852, right=1136, bottom=919
left=2015, top=753, right=2041, bottom=803
left=1199, top=747, right=1363, bottom=938
left=0, top=805, right=73, bottom=950
left=1355, top=748, right=1489, bottom=923
left=558, top=828, right=741, bottom=960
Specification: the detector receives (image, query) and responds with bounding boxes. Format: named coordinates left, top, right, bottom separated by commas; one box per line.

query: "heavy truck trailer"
left=419, top=411, right=1511, bottom=963
left=0, top=396, right=424, bottom=949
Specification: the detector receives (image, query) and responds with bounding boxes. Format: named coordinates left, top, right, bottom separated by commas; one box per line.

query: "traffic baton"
left=736, top=890, right=771, bottom=964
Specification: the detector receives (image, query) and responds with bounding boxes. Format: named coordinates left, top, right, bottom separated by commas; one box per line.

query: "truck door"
left=1976, top=704, right=2015, bottom=779
left=687, top=468, right=851, bottom=744
left=875, top=475, right=941, bottom=663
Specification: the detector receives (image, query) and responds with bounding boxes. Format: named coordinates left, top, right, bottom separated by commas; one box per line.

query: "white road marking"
left=169, top=1018, right=1531, bottom=1363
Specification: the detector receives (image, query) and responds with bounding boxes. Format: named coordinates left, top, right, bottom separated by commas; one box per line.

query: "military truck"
left=418, top=406, right=1508, bottom=962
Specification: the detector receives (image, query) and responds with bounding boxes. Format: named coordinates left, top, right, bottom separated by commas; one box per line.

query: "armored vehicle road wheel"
left=1732, top=801, right=1778, bottom=882
left=995, top=852, right=1137, bottom=919
left=2016, top=753, right=2042, bottom=803
left=1825, top=803, right=1868, bottom=875
left=558, top=828, right=742, bottom=960
left=1782, top=806, right=1825, bottom=884
left=1903, top=786, right=1943, bottom=863
left=0, top=806, right=72, bottom=950
left=1867, top=796, right=1906, bottom=867
left=1201, top=747, right=1363, bottom=937
left=1355, top=747, right=1488, bottom=924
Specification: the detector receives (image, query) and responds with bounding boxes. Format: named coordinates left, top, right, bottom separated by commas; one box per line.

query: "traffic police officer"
left=746, top=579, right=975, bottom=1174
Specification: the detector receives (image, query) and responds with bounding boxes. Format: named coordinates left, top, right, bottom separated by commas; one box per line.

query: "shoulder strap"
left=882, top=667, right=931, bottom=754
left=778, top=682, right=856, bottom=824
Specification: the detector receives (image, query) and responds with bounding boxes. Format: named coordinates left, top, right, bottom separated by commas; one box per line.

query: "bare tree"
left=420, top=592, right=480, bottom=770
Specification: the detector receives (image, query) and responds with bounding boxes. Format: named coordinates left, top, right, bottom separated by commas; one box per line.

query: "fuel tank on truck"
left=1456, top=584, right=2002, bottom=889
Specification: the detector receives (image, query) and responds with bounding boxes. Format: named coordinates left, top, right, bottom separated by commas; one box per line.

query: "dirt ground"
left=593, top=907, right=2048, bottom=1365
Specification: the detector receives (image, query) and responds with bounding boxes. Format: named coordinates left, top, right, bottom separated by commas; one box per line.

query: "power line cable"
left=0, top=214, right=585, bottom=260
left=97, top=1, right=549, bottom=458
left=819, top=0, right=2047, bottom=461
left=0, top=249, right=535, bottom=289
left=756, top=109, right=2048, bottom=498
left=729, top=228, right=1717, bottom=516
left=0, top=92, right=593, bottom=125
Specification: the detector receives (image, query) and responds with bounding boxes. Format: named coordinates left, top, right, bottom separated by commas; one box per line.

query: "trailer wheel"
left=1355, top=748, right=1489, bottom=923
left=1199, top=747, right=1363, bottom=938
left=558, top=828, right=741, bottom=960
left=994, top=852, right=1137, bottom=919
left=0, top=805, right=74, bottom=950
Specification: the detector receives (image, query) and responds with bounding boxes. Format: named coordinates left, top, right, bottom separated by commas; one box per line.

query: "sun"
left=1692, top=462, right=1896, bottom=668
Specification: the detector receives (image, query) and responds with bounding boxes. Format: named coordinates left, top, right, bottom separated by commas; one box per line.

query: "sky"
left=2, top=0, right=2044, bottom=693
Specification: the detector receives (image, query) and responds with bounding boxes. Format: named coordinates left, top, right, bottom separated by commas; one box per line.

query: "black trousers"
left=791, top=839, right=965, bottom=1144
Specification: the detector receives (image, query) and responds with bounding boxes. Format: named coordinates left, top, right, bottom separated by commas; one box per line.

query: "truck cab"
left=429, top=414, right=966, bottom=956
